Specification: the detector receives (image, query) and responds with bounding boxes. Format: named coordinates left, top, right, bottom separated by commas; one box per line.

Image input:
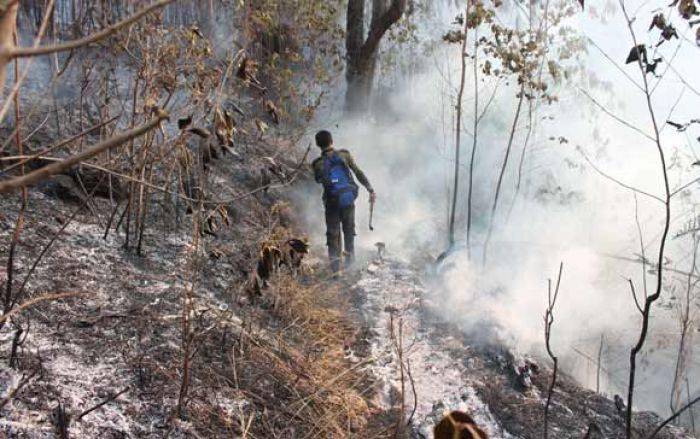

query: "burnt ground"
left=347, top=258, right=695, bottom=439
left=0, top=132, right=693, bottom=439
left=0, top=125, right=392, bottom=438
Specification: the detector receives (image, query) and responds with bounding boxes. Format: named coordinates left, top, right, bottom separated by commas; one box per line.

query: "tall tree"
left=345, top=0, right=407, bottom=114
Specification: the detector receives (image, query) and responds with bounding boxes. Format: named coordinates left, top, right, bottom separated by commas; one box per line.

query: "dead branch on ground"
left=0, top=291, right=89, bottom=324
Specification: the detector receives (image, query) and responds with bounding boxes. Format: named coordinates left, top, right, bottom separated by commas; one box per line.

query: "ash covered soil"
left=0, top=130, right=385, bottom=438
left=347, top=257, right=695, bottom=439
left=0, top=165, right=694, bottom=437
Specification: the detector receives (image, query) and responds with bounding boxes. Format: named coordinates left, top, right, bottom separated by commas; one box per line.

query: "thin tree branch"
left=628, top=279, right=644, bottom=314
left=0, top=291, right=88, bottom=324
left=585, top=36, right=644, bottom=93
left=0, top=111, right=168, bottom=194
left=577, top=147, right=664, bottom=203
left=633, top=193, right=648, bottom=299
left=647, top=396, right=700, bottom=439
left=577, top=88, right=655, bottom=142
left=1, top=116, right=119, bottom=174
left=5, top=0, right=175, bottom=59
left=77, top=387, right=130, bottom=421
left=544, top=262, right=564, bottom=439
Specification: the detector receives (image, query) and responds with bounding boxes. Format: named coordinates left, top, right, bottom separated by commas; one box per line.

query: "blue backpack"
left=322, top=153, right=358, bottom=208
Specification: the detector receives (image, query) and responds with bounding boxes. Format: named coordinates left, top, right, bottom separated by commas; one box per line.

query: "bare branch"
left=647, top=396, right=700, bottom=439
left=0, top=291, right=88, bottom=324
left=585, top=36, right=644, bottom=93
left=5, top=0, right=175, bottom=59
left=0, top=112, right=168, bottom=194
left=77, top=387, right=130, bottom=421
left=633, top=194, right=648, bottom=299
left=577, top=147, right=664, bottom=203
left=544, top=262, right=564, bottom=439
left=628, top=279, right=644, bottom=314
left=618, top=2, right=673, bottom=436
left=577, top=88, right=655, bottom=142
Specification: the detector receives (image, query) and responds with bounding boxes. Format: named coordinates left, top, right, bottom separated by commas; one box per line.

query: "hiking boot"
left=330, top=258, right=341, bottom=274
left=344, top=253, right=355, bottom=270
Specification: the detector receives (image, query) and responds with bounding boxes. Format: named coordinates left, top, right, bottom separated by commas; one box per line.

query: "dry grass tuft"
left=175, top=228, right=378, bottom=438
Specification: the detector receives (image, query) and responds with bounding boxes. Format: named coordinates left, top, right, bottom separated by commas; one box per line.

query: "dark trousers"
left=325, top=202, right=355, bottom=272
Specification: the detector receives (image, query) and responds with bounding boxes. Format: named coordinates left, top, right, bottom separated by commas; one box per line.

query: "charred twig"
left=647, top=396, right=700, bottom=439
left=77, top=387, right=130, bottom=421
left=1, top=141, right=310, bottom=206
left=52, top=401, right=70, bottom=439
left=176, top=164, right=205, bottom=420
left=0, top=292, right=88, bottom=324
left=405, top=357, right=418, bottom=428
left=103, top=201, right=123, bottom=240
left=390, top=314, right=406, bottom=438
left=12, top=171, right=112, bottom=308
left=8, top=323, right=23, bottom=368
left=596, top=334, right=604, bottom=393
left=0, top=369, right=37, bottom=411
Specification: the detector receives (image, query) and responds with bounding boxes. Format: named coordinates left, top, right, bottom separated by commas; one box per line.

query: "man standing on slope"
left=312, top=130, right=376, bottom=273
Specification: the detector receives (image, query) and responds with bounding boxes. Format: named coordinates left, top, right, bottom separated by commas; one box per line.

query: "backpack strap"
left=321, top=152, right=334, bottom=188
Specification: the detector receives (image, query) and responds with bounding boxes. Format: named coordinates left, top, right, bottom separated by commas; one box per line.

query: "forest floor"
left=346, top=257, right=695, bottom=439
left=0, top=135, right=695, bottom=438
left=0, top=124, right=389, bottom=438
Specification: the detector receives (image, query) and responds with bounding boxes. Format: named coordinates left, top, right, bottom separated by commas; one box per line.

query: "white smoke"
left=296, top=0, right=700, bottom=419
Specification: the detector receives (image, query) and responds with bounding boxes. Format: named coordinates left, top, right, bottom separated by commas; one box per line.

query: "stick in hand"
left=369, top=192, right=376, bottom=231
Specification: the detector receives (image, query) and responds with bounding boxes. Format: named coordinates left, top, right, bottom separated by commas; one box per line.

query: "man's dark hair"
left=315, top=130, right=333, bottom=149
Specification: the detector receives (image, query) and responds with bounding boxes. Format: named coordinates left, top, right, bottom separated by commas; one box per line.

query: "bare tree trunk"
left=466, top=20, right=478, bottom=255
left=345, top=0, right=367, bottom=114
left=344, top=0, right=406, bottom=115
left=447, top=4, right=469, bottom=249
left=483, top=89, right=525, bottom=264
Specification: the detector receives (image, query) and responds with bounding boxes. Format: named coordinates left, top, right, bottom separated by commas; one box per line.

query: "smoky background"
left=292, top=0, right=700, bottom=422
